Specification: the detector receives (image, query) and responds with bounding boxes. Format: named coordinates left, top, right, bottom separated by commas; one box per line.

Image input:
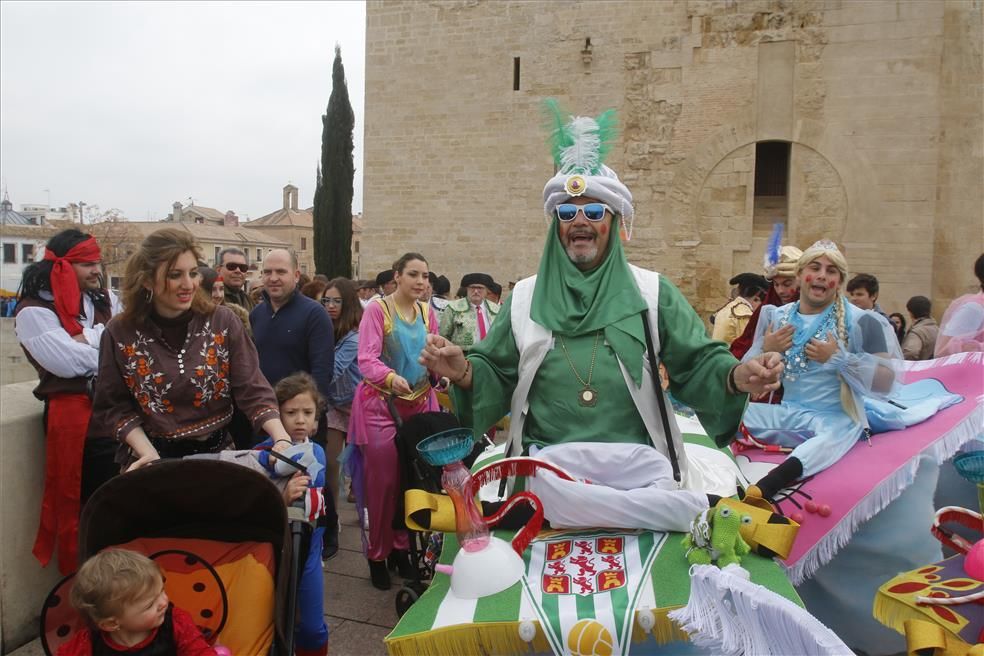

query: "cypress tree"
left=313, top=44, right=355, bottom=278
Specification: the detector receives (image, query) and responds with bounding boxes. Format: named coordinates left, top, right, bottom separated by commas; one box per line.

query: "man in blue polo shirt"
left=251, top=248, right=335, bottom=395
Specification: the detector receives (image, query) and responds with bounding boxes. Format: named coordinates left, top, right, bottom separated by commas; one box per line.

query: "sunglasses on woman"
left=554, top=203, right=613, bottom=222
left=223, top=262, right=249, bottom=273
left=321, top=297, right=343, bottom=306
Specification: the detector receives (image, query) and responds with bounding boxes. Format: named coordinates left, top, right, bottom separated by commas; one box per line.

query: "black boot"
left=321, top=522, right=339, bottom=564
left=751, top=457, right=804, bottom=501
left=368, top=559, right=391, bottom=590
left=321, top=491, right=339, bottom=564
left=387, top=549, right=415, bottom=579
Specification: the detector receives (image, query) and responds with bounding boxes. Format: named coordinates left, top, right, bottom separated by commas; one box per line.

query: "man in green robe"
left=420, top=107, right=783, bottom=532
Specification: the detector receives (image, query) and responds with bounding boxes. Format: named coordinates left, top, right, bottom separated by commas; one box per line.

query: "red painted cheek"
left=827, top=280, right=837, bottom=289
left=599, top=224, right=608, bottom=236
left=804, top=275, right=814, bottom=285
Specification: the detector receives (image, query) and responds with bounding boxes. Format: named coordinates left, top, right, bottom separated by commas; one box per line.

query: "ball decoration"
left=964, top=539, right=984, bottom=581
left=567, top=619, right=615, bottom=656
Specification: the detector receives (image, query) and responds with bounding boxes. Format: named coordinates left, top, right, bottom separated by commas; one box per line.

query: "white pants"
left=526, top=442, right=709, bottom=533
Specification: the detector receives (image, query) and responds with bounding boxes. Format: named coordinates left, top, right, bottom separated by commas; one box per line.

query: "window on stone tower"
left=3, top=243, right=16, bottom=263
left=301, top=237, right=307, bottom=251
left=513, top=57, right=520, bottom=91
left=754, top=141, right=790, bottom=197
left=753, top=141, right=790, bottom=234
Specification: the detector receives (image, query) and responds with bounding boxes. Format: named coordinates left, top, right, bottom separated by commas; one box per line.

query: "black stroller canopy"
left=79, top=459, right=288, bottom=561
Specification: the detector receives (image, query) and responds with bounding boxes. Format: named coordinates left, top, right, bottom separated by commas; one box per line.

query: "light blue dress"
left=741, top=301, right=889, bottom=476
left=741, top=299, right=960, bottom=654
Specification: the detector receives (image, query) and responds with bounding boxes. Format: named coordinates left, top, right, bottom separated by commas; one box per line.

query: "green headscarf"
left=530, top=215, right=648, bottom=385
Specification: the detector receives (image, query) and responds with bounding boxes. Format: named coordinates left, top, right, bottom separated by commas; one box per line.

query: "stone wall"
left=363, top=0, right=983, bottom=317
left=0, top=319, right=37, bottom=387
left=0, top=382, right=60, bottom=653
left=933, top=0, right=984, bottom=307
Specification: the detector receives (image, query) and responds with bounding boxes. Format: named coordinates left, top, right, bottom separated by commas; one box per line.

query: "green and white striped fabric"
left=385, top=431, right=801, bottom=656
left=521, top=529, right=667, bottom=655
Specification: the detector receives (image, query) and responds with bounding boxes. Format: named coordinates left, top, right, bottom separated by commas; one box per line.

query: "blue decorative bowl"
left=953, top=450, right=984, bottom=484
left=416, top=428, right=475, bottom=466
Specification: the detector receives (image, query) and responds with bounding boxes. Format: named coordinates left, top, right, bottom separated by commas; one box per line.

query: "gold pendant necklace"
left=558, top=331, right=601, bottom=407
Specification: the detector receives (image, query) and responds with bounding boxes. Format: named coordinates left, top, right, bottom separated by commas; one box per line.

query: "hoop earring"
left=145, top=288, right=154, bottom=303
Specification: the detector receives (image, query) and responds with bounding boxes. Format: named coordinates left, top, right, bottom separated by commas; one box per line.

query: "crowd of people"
left=10, top=104, right=984, bottom=656
left=10, top=219, right=523, bottom=654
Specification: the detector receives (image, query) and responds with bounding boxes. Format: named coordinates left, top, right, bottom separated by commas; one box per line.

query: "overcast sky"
left=0, top=1, right=366, bottom=221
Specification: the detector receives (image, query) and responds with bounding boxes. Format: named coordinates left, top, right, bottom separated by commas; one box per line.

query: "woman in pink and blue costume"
left=347, top=252, right=440, bottom=589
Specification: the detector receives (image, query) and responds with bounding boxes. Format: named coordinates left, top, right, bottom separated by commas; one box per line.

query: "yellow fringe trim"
left=630, top=605, right=690, bottom=645
left=385, top=621, right=551, bottom=656
left=384, top=607, right=690, bottom=656
left=873, top=592, right=933, bottom=636
left=873, top=594, right=978, bottom=656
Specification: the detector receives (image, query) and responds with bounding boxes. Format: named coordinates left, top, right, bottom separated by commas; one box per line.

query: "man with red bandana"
left=14, top=228, right=121, bottom=573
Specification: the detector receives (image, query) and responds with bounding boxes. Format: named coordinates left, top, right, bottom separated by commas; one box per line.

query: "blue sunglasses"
left=555, top=203, right=613, bottom=222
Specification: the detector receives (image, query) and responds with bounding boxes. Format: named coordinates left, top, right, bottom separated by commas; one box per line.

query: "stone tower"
left=363, top=0, right=983, bottom=317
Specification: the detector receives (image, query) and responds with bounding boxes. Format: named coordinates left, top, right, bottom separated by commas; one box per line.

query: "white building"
left=18, top=204, right=47, bottom=225
left=0, top=195, right=51, bottom=294
left=12, top=202, right=76, bottom=226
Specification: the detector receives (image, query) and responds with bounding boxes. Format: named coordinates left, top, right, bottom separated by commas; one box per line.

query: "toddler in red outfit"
left=58, top=549, right=217, bottom=656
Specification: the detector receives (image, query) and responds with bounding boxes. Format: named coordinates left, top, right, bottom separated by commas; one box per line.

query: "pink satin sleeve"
left=356, top=301, right=393, bottom=387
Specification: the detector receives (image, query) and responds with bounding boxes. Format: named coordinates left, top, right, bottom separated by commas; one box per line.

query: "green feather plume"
left=594, top=109, right=617, bottom=170
left=543, top=98, right=573, bottom=168
left=542, top=99, right=619, bottom=176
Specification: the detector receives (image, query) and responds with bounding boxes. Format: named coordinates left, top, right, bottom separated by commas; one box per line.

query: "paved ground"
left=9, top=497, right=402, bottom=656
left=322, top=496, right=403, bottom=656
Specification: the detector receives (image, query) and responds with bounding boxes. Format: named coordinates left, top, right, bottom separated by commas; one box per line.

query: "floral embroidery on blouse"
left=118, top=334, right=174, bottom=415
left=191, top=324, right=231, bottom=408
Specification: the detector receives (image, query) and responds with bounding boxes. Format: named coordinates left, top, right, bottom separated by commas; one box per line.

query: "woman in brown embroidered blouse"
left=91, top=228, right=293, bottom=470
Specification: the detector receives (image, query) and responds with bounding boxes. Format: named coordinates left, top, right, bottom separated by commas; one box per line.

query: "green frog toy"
left=683, top=504, right=752, bottom=568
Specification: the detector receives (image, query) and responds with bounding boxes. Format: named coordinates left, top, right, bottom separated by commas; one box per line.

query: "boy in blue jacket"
left=255, top=372, right=329, bottom=656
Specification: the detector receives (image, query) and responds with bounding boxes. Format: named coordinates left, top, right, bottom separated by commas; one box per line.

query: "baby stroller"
left=387, top=401, right=489, bottom=617
left=40, top=459, right=305, bottom=655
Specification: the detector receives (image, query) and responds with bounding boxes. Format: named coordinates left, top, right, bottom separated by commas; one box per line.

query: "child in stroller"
left=56, top=549, right=219, bottom=655
left=42, top=458, right=304, bottom=656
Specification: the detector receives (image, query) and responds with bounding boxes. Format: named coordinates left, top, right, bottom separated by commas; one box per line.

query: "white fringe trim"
left=899, top=351, right=982, bottom=376
left=669, top=564, right=853, bottom=655
left=784, top=402, right=984, bottom=585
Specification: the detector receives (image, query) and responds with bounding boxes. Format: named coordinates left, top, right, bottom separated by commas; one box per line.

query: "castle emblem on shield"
left=541, top=536, right=627, bottom=596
